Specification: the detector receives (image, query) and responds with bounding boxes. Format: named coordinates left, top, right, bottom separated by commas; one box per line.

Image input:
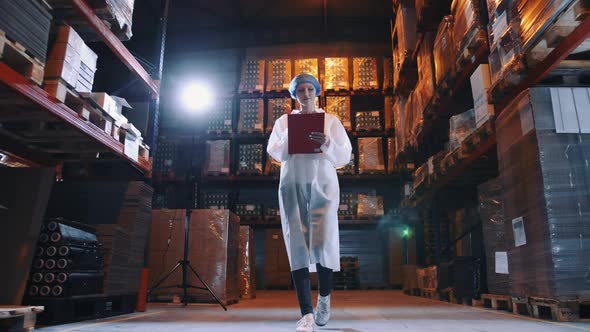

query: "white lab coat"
left=267, top=109, right=352, bottom=272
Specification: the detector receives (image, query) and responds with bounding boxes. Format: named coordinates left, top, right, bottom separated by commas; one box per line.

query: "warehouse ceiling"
left=156, top=0, right=393, bottom=53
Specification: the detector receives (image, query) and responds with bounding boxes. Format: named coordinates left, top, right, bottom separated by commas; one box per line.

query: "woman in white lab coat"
left=267, top=73, right=352, bottom=332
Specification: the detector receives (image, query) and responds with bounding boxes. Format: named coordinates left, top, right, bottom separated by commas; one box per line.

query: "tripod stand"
left=149, top=131, right=227, bottom=310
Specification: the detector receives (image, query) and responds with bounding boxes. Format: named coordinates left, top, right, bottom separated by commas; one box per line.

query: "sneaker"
left=296, top=313, right=315, bottom=332
left=314, top=294, right=331, bottom=326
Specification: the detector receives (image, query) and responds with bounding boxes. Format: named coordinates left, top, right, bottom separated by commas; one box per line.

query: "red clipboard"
left=288, top=112, right=325, bottom=154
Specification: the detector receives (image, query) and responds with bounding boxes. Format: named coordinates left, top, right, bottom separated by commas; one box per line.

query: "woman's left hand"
left=309, top=132, right=328, bottom=145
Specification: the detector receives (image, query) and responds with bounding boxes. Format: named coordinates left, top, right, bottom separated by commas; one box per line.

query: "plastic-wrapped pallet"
left=237, top=144, right=264, bottom=175
left=352, top=57, right=378, bottom=90
left=357, top=194, right=384, bottom=218
left=487, top=10, right=522, bottom=87
left=383, top=57, right=394, bottom=91
left=451, top=0, right=486, bottom=64
left=148, top=209, right=240, bottom=305
left=239, top=226, right=256, bottom=299
left=393, top=2, right=417, bottom=89
left=393, top=96, right=406, bottom=156
left=477, top=177, right=510, bottom=295
left=238, top=98, right=264, bottom=133
left=449, top=108, right=476, bottom=150
left=235, top=204, right=262, bottom=219
left=325, top=96, right=351, bottom=130
left=384, top=96, right=395, bottom=131
left=496, top=87, right=590, bottom=299
left=294, top=58, right=318, bottom=78
left=154, top=139, right=175, bottom=176
left=337, top=152, right=355, bottom=175
left=470, top=64, right=495, bottom=128
left=416, top=32, right=436, bottom=110
left=338, top=192, right=357, bottom=219
left=358, top=137, right=385, bottom=174
left=266, top=59, right=291, bottom=92
left=267, top=98, right=291, bottom=133
left=324, top=58, right=349, bottom=91
left=205, top=140, right=230, bottom=175
left=433, top=16, right=456, bottom=89
left=239, top=59, right=265, bottom=93
left=355, top=110, right=382, bottom=132
left=207, top=98, right=233, bottom=133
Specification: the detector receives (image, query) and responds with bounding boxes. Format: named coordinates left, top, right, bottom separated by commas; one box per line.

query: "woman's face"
left=295, top=82, right=316, bottom=110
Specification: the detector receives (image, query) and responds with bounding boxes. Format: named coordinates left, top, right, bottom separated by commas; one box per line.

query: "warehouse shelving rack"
left=0, top=0, right=162, bottom=176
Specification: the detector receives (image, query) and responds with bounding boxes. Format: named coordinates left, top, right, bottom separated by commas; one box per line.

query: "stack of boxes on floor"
left=148, top=209, right=240, bottom=305
left=490, top=87, right=590, bottom=300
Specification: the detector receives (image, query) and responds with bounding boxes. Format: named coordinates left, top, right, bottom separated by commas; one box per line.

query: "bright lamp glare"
left=182, top=82, right=213, bottom=112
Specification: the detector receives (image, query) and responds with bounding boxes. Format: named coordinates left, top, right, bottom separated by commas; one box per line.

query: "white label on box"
left=339, top=204, right=348, bottom=211
left=495, top=251, right=509, bottom=274
left=224, top=119, right=232, bottom=125
left=221, top=167, right=229, bottom=173
left=246, top=205, right=255, bottom=211
left=124, top=136, right=139, bottom=161
left=512, top=217, right=526, bottom=247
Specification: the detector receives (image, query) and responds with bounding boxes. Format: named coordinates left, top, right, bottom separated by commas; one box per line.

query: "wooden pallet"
left=0, top=305, right=44, bottom=332
left=481, top=293, right=513, bottom=312
left=419, top=288, right=438, bottom=300
left=512, top=297, right=533, bottom=316
left=529, top=296, right=581, bottom=322
left=0, top=30, right=44, bottom=85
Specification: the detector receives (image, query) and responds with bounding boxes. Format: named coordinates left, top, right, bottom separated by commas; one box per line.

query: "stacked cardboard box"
left=266, top=59, right=291, bottom=92
left=357, top=194, right=384, bottom=218
left=478, top=178, right=510, bottom=295
left=449, top=108, right=476, bottom=150
left=392, top=1, right=417, bottom=91
left=202, top=192, right=230, bottom=210
left=239, top=59, right=265, bottom=93
left=352, top=57, right=378, bottom=90
left=358, top=137, right=385, bottom=174
left=433, top=16, right=456, bottom=90
left=355, top=111, right=382, bottom=131
left=496, top=87, right=590, bottom=299
left=237, top=144, right=264, bottom=175
left=238, top=98, right=264, bottom=133
left=207, top=98, right=233, bottom=133
left=205, top=140, right=231, bottom=175
left=470, top=64, right=495, bottom=128
left=294, top=58, right=318, bottom=78
left=266, top=98, right=291, bottom=133
left=338, top=192, right=357, bottom=219
left=148, top=209, right=240, bottom=305
left=451, top=0, right=487, bottom=67
left=326, top=96, right=351, bottom=130
left=324, top=58, right=349, bottom=91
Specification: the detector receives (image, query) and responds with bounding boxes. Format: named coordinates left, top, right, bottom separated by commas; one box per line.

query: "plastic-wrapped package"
left=449, top=108, right=476, bottom=150
left=267, top=98, right=291, bottom=133
left=207, top=98, right=233, bottom=133
left=324, top=58, right=349, bottom=91
left=148, top=209, right=240, bottom=304
left=393, top=96, right=406, bottom=156
left=477, top=178, right=510, bottom=295
left=266, top=59, right=292, bottom=92
left=355, top=111, right=383, bottom=131
left=433, top=16, right=456, bottom=88
left=353, top=57, right=378, bottom=90
left=294, top=58, right=318, bottom=78
left=488, top=25, right=523, bottom=87
left=403, top=92, right=416, bottom=149
left=383, top=57, right=394, bottom=91
left=393, top=3, right=417, bottom=90
left=487, top=0, right=507, bottom=20
left=357, top=193, right=384, bottom=217
left=235, top=204, right=262, bottom=218
left=238, top=98, right=264, bottom=133
left=417, top=32, right=436, bottom=108
left=239, top=59, right=265, bottom=93
left=237, top=144, right=264, bottom=175
left=358, top=137, right=385, bottom=174
left=451, top=0, right=486, bottom=56
left=205, top=140, right=230, bottom=175
left=239, top=226, right=256, bottom=299
left=496, top=87, right=590, bottom=299
left=326, top=96, right=351, bottom=130
left=513, top=0, right=573, bottom=52
left=336, top=152, right=355, bottom=175
left=387, top=137, right=395, bottom=174
left=338, top=192, right=357, bottom=219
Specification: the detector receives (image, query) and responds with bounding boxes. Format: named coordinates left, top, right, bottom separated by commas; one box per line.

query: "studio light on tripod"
left=182, top=82, right=213, bottom=112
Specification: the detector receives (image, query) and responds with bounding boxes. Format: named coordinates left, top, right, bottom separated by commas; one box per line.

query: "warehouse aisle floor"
left=38, top=290, right=590, bottom=332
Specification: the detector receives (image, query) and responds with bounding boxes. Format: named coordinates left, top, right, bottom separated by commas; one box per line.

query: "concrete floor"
left=38, top=290, right=590, bottom=332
